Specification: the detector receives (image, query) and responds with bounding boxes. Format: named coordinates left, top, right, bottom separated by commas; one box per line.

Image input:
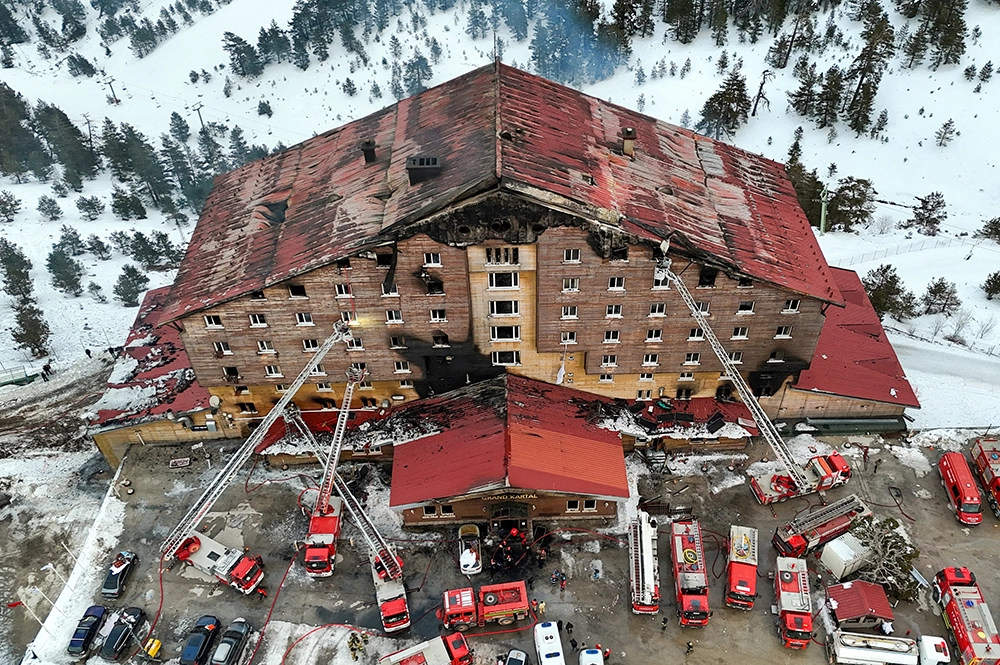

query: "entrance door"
left=489, top=502, right=530, bottom=537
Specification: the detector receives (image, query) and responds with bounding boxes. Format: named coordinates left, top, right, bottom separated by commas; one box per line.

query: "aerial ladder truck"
left=656, top=241, right=852, bottom=504
left=159, top=321, right=355, bottom=595
left=283, top=388, right=410, bottom=633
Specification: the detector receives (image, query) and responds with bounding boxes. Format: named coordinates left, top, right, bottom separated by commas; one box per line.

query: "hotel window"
left=295, top=312, right=314, bottom=326
left=647, top=329, right=663, bottom=342
left=566, top=500, right=580, bottom=512
left=432, top=333, right=450, bottom=347
left=213, top=341, right=232, bottom=355
left=732, top=327, right=749, bottom=340
left=257, top=340, right=275, bottom=354
left=440, top=504, right=454, bottom=516
left=603, top=330, right=620, bottom=344
left=636, top=390, right=652, bottom=401
left=223, top=366, right=240, bottom=379
left=775, top=326, right=793, bottom=339
left=695, top=301, right=710, bottom=314
left=288, top=284, right=307, bottom=298
left=684, top=352, right=701, bottom=365
left=389, top=336, right=406, bottom=349
left=346, top=337, right=363, bottom=350
left=561, top=306, right=578, bottom=319
left=381, top=282, right=399, bottom=296
left=350, top=362, right=366, bottom=373
left=679, top=372, right=694, bottom=381
left=729, top=351, right=744, bottom=364
left=237, top=402, right=258, bottom=414
left=563, top=248, right=581, bottom=263
left=561, top=331, right=577, bottom=344
left=249, top=313, right=267, bottom=327
left=606, top=304, right=623, bottom=318
left=491, top=350, right=521, bottom=366
left=639, top=373, right=654, bottom=382
left=490, top=300, right=519, bottom=316
left=275, top=384, right=287, bottom=392
left=315, top=382, right=332, bottom=391
left=488, top=272, right=519, bottom=289
left=649, top=303, right=666, bottom=317
left=376, top=253, right=393, bottom=268
left=486, top=247, right=519, bottom=265
left=430, top=309, right=447, bottom=322
left=423, top=252, right=441, bottom=266
left=783, top=299, right=801, bottom=313
left=562, top=278, right=580, bottom=292
left=265, top=365, right=282, bottom=377
left=583, top=499, right=597, bottom=512
left=335, top=284, right=352, bottom=298
left=768, top=349, right=786, bottom=363
left=642, top=353, right=659, bottom=366
left=599, top=374, right=614, bottom=383
left=386, top=310, right=403, bottom=324
left=423, top=505, right=438, bottom=517
left=204, top=315, right=223, bottom=328
left=302, top=339, right=319, bottom=352
left=336, top=258, right=351, bottom=270
left=737, top=301, right=755, bottom=314
left=394, top=361, right=411, bottom=373
left=738, top=277, right=753, bottom=288
left=358, top=381, right=373, bottom=390
left=341, top=311, right=358, bottom=324
left=698, top=268, right=718, bottom=287
left=601, top=355, right=617, bottom=367
left=311, top=364, right=328, bottom=376
left=688, top=328, right=704, bottom=341
left=399, top=379, right=414, bottom=388
left=676, top=388, right=693, bottom=399
left=249, top=291, right=266, bottom=300
left=608, top=276, right=625, bottom=291
left=652, top=274, right=669, bottom=289
left=491, top=326, right=520, bottom=341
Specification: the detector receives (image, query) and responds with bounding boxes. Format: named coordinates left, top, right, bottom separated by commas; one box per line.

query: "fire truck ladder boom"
left=161, top=320, right=353, bottom=558
left=783, top=494, right=868, bottom=534
left=659, top=259, right=809, bottom=491
left=315, top=367, right=364, bottom=515
left=285, top=410, right=405, bottom=582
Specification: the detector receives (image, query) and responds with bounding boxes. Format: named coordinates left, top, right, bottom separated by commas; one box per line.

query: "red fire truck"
left=629, top=510, right=661, bottom=614
left=933, top=567, right=1000, bottom=665
left=441, top=581, right=530, bottom=631
left=378, top=633, right=473, bottom=665
left=939, top=452, right=983, bottom=525
left=774, top=557, right=812, bottom=649
left=725, top=525, right=758, bottom=610
left=772, top=494, right=871, bottom=557
left=670, top=520, right=710, bottom=627
left=751, top=451, right=852, bottom=505
left=174, top=534, right=264, bottom=594
left=971, top=439, right=1000, bottom=518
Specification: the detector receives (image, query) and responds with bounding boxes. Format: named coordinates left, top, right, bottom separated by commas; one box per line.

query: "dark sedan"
left=101, top=550, right=138, bottom=599
left=180, top=615, right=221, bottom=665
left=66, top=605, right=107, bottom=656
left=100, top=606, right=146, bottom=661
left=210, top=618, right=252, bottom=665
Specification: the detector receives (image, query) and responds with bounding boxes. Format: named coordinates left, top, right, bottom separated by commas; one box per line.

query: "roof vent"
left=622, top=127, right=637, bottom=158
left=406, top=155, right=442, bottom=185
left=361, top=140, right=377, bottom=164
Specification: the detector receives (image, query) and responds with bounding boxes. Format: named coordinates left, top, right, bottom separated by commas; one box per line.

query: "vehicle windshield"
left=214, top=643, right=232, bottom=660
left=384, top=611, right=409, bottom=625
left=241, top=563, right=262, bottom=580
left=786, top=629, right=811, bottom=641
left=684, top=611, right=709, bottom=620
left=728, top=592, right=754, bottom=603
left=961, top=502, right=981, bottom=513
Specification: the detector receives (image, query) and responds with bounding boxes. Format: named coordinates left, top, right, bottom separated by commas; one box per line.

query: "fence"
left=832, top=235, right=997, bottom=268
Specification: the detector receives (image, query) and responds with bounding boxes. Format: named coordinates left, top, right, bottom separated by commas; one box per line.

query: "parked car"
left=101, top=551, right=138, bottom=599
left=505, top=648, right=529, bottom=665
left=67, top=605, right=107, bottom=656
left=100, top=607, right=146, bottom=661
left=458, top=524, right=482, bottom=575
left=180, top=615, right=221, bottom=665
left=210, top=618, right=252, bottom=665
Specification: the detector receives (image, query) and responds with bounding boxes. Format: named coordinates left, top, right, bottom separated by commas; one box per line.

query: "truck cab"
left=938, top=453, right=982, bottom=525
left=725, top=526, right=758, bottom=610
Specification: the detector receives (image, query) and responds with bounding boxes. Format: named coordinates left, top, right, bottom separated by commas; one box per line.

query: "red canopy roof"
left=794, top=269, right=919, bottom=408
left=828, top=581, right=894, bottom=623
left=387, top=374, right=629, bottom=508
left=161, top=63, right=840, bottom=324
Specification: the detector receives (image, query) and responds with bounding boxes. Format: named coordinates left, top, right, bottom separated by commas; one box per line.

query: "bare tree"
left=950, top=308, right=974, bottom=337
left=870, top=214, right=894, bottom=235
left=751, top=69, right=775, bottom=117
left=976, top=313, right=998, bottom=339
left=930, top=315, right=947, bottom=338
left=853, top=515, right=920, bottom=601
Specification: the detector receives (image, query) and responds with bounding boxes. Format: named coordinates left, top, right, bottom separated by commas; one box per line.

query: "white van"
left=534, top=621, right=566, bottom=665
left=578, top=648, right=603, bottom=665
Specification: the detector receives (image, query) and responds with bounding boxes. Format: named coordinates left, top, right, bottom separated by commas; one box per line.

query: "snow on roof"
left=598, top=396, right=759, bottom=441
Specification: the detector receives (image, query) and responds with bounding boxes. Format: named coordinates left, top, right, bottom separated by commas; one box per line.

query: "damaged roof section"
left=162, top=63, right=840, bottom=324
left=90, top=287, right=211, bottom=431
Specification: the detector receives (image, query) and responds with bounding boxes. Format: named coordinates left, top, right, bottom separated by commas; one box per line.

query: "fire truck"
left=971, top=439, right=1000, bottom=518
left=932, top=567, right=1000, bottom=665
left=173, top=534, right=264, bottom=593
left=670, top=520, right=710, bottom=627
left=373, top=550, right=411, bottom=633
left=773, top=557, right=812, bottom=649
left=653, top=244, right=853, bottom=505
left=772, top=494, right=871, bottom=557
left=629, top=510, right=661, bottom=614
left=441, top=581, right=530, bottom=631
left=378, top=633, right=473, bottom=665
left=725, top=525, right=758, bottom=610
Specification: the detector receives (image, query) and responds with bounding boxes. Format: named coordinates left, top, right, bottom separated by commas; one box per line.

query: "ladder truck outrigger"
left=282, top=378, right=410, bottom=633
left=655, top=241, right=852, bottom=504
left=629, top=510, right=661, bottom=614
left=159, top=320, right=357, bottom=595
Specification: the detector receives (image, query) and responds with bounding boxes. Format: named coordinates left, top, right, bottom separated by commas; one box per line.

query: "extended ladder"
left=161, top=320, right=353, bottom=558
left=315, top=366, right=364, bottom=515
left=658, top=258, right=809, bottom=492
left=782, top=494, right=869, bottom=534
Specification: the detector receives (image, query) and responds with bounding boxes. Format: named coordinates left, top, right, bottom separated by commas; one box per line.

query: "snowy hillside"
left=0, top=0, right=999, bottom=427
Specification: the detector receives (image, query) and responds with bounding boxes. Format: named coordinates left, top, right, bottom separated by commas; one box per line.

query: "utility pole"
left=102, top=76, right=119, bottom=104
left=819, top=184, right=830, bottom=235
left=81, top=112, right=94, bottom=157
left=191, top=102, right=205, bottom=130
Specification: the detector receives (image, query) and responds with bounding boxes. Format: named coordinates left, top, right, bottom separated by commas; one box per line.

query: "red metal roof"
left=91, top=287, right=211, bottom=429
left=794, top=268, right=919, bottom=408
left=386, top=374, right=629, bottom=508
left=161, top=63, right=839, bottom=324
left=828, top=581, right=895, bottom=623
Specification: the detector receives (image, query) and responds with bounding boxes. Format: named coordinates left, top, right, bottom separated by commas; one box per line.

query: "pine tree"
left=716, top=50, right=729, bottom=75
left=707, top=0, right=728, bottom=45
left=228, top=127, right=251, bottom=167
left=47, top=247, right=85, bottom=296
left=87, top=281, right=107, bottom=302
left=222, top=31, right=264, bottom=78
left=663, top=0, right=701, bottom=44
left=56, top=225, right=86, bottom=256
left=634, top=64, right=646, bottom=85
left=0, top=237, right=34, bottom=302
left=113, top=263, right=149, bottom=306
left=169, top=112, right=190, bottom=143
left=0, top=84, right=53, bottom=183
left=828, top=177, right=876, bottom=232
left=0, top=190, right=21, bottom=222
left=921, top=277, right=961, bottom=316
left=903, top=191, right=947, bottom=235
left=504, top=0, right=529, bottom=40
left=12, top=300, right=50, bottom=357
left=342, top=78, right=357, bottom=96
left=815, top=66, right=844, bottom=128
left=974, top=217, right=1000, bottom=243
left=403, top=49, right=433, bottom=96
left=983, top=271, right=1000, bottom=300
left=862, top=264, right=918, bottom=320
left=76, top=196, right=105, bottom=221
left=695, top=71, right=751, bottom=139
left=257, top=101, right=273, bottom=117
left=924, top=0, right=967, bottom=69
left=86, top=234, right=111, bottom=259
left=467, top=0, right=489, bottom=39
left=869, top=109, right=889, bottom=139
left=935, top=119, right=956, bottom=146
left=901, top=25, right=929, bottom=68
left=979, top=61, right=994, bottom=84
left=963, top=64, right=978, bottom=81
left=38, top=196, right=63, bottom=221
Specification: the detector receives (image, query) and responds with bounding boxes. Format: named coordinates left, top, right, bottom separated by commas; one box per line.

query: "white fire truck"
left=628, top=510, right=660, bottom=614
left=773, top=556, right=812, bottom=650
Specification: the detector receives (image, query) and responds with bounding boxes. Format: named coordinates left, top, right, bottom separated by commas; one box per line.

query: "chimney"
left=622, top=127, right=637, bottom=158
left=361, top=140, right=377, bottom=164
left=406, top=155, right=442, bottom=185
